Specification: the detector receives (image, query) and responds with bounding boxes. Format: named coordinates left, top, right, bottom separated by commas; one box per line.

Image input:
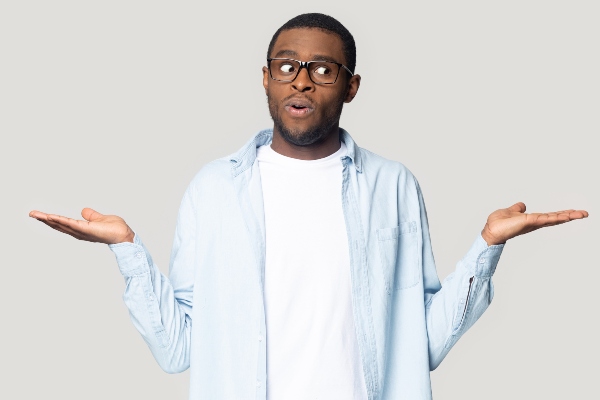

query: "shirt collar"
left=229, top=128, right=362, bottom=176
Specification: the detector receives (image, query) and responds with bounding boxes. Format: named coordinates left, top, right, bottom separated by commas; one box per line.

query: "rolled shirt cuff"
left=108, top=233, right=151, bottom=277
left=459, top=234, right=505, bottom=278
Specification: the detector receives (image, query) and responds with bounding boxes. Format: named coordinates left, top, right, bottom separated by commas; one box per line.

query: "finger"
left=31, top=212, right=60, bottom=223
left=566, top=210, right=589, bottom=219
left=81, top=207, right=104, bottom=222
left=523, top=213, right=558, bottom=227
left=536, top=209, right=588, bottom=218
left=530, top=212, right=583, bottom=228
left=546, top=210, right=588, bottom=221
left=29, top=210, right=50, bottom=219
left=39, top=219, right=87, bottom=239
left=508, top=202, right=526, bottom=213
left=46, top=214, right=77, bottom=225
left=39, top=215, right=108, bottom=242
left=548, top=214, right=571, bottom=225
left=46, top=214, right=94, bottom=234
left=545, top=209, right=576, bottom=216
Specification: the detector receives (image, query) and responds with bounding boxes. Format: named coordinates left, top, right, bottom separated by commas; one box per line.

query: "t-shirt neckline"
left=258, top=141, right=347, bottom=167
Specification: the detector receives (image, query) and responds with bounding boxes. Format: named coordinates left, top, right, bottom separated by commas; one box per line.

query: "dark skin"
left=29, top=27, right=588, bottom=245
left=263, top=28, right=361, bottom=160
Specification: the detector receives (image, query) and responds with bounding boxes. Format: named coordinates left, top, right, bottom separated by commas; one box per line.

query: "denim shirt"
left=109, top=128, right=504, bottom=400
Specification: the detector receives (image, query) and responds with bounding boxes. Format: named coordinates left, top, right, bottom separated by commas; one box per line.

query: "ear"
left=344, top=74, right=361, bottom=103
left=262, top=66, right=270, bottom=94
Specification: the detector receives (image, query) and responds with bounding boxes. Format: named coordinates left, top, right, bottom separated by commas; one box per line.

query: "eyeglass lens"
left=270, top=59, right=340, bottom=84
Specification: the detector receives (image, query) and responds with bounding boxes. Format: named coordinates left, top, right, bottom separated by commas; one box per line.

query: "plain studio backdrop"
left=1, top=1, right=597, bottom=399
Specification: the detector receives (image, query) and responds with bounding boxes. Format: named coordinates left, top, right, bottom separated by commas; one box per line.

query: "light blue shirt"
left=109, top=129, right=504, bottom=400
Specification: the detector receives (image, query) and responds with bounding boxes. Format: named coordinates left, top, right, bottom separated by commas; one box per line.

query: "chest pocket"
left=377, top=221, right=419, bottom=293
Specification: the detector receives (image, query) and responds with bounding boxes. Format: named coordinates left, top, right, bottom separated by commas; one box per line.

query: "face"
left=263, top=28, right=361, bottom=147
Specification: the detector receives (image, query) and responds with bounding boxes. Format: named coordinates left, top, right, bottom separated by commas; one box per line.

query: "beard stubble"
left=267, top=91, right=345, bottom=147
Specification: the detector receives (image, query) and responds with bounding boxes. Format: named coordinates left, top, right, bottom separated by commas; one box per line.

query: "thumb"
left=81, top=208, right=104, bottom=222
left=508, top=202, right=526, bottom=213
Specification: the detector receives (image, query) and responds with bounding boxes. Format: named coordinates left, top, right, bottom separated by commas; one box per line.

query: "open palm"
left=481, top=202, right=589, bottom=246
left=29, top=208, right=134, bottom=244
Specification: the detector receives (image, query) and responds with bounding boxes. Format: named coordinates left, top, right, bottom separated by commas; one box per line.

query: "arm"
left=29, top=187, right=197, bottom=373
left=108, top=188, right=195, bottom=373
left=418, top=184, right=504, bottom=370
left=416, top=183, right=588, bottom=370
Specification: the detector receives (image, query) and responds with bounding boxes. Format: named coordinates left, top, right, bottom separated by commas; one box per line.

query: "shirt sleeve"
left=108, top=186, right=196, bottom=374
left=415, top=181, right=505, bottom=370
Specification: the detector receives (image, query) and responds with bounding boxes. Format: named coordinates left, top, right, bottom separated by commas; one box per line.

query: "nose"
left=291, top=65, right=314, bottom=93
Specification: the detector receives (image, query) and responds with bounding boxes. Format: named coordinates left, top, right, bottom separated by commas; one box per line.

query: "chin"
left=267, top=94, right=342, bottom=147
left=275, top=121, right=330, bottom=147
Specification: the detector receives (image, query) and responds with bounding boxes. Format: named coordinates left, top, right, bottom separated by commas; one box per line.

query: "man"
left=29, top=13, right=588, bottom=400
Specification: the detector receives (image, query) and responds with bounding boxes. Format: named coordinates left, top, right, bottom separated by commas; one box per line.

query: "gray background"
left=2, top=1, right=597, bottom=398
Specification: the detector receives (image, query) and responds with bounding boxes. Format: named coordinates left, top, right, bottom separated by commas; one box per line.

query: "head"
left=263, top=13, right=361, bottom=148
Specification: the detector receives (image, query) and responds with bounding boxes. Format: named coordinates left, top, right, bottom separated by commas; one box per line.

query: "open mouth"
left=286, top=104, right=313, bottom=116
left=284, top=98, right=315, bottom=117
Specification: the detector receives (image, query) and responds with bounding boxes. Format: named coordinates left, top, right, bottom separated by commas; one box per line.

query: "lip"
left=283, top=96, right=315, bottom=117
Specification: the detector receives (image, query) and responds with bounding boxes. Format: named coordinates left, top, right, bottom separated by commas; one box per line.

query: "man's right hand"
left=29, top=208, right=135, bottom=244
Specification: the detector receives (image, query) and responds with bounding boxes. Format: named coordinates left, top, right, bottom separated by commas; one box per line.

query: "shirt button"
left=256, top=380, right=261, bottom=387
left=258, top=334, right=264, bottom=341
left=479, top=257, right=486, bottom=264
left=148, top=294, right=154, bottom=300
left=136, top=252, right=142, bottom=259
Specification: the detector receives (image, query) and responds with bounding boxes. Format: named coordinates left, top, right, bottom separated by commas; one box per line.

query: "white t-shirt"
left=257, top=142, right=368, bottom=400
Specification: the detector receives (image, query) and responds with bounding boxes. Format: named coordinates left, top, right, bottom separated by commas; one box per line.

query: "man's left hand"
left=481, top=202, right=588, bottom=246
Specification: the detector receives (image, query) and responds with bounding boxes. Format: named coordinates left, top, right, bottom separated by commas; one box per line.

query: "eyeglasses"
left=267, top=58, right=353, bottom=85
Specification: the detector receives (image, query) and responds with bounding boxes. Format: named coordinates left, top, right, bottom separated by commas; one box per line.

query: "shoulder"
left=354, top=146, right=424, bottom=222
left=177, top=156, right=234, bottom=207
left=358, top=146, right=418, bottom=187
left=189, top=157, right=232, bottom=187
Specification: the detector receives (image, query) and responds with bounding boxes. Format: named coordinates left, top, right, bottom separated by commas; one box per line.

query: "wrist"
left=124, top=229, right=135, bottom=243
left=481, top=225, right=505, bottom=247
left=116, top=227, right=135, bottom=244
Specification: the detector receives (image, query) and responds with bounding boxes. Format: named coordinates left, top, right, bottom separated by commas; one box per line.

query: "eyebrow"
left=274, top=49, right=298, bottom=58
left=273, top=49, right=340, bottom=64
left=310, top=54, right=339, bottom=63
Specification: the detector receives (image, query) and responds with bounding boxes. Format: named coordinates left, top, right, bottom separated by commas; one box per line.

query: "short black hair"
left=267, top=13, right=356, bottom=74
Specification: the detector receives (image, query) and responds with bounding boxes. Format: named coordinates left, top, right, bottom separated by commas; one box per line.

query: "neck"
left=270, top=126, right=341, bottom=160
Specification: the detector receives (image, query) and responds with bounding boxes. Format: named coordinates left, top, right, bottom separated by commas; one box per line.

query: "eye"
left=313, top=65, right=332, bottom=76
left=279, top=63, right=296, bottom=74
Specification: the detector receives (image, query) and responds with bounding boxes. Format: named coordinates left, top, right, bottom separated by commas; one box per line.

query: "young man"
left=29, top=13, right=588, bottom=400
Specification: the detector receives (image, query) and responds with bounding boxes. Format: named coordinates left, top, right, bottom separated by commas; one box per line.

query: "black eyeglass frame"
left=267, top=58, right=354, bottom=85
